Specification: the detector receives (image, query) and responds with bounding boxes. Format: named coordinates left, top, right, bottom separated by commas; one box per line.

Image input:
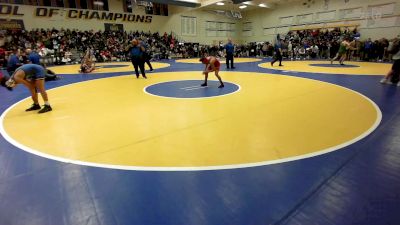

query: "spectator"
left=26, top=48, right=41, bottom=65
left=380, top=38, right=400, bottom=85
left=7, top=49, right=21, bottom=74
left=310, top=43, right=319, bottom=59
left=364, top=38, right=373, bottom=61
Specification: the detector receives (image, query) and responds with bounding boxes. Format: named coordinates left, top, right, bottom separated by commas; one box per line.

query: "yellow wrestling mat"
left=1, top=72, right=380, bottom=170
left=259, top=61, right=391, bottom=75
left=48, top=62, right=170, bottom=74
left=176, top=58, right=262, bottom=64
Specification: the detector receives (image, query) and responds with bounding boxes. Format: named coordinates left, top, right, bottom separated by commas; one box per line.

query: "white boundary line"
left=0, top=72, right=382, bottom=171
left=257, top=61, right=385, bottom=76
left=308, top=63, right=360, bottom=68
left=47, top=62, right=171, bottom=74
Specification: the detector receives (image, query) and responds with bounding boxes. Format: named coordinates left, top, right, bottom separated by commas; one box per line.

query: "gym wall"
left=242, top=0, right=400, bottom=42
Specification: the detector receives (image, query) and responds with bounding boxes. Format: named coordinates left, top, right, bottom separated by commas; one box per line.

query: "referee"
left=271, top=34, right=284, bottom=67
left=225, top=39, right=235, bottom=69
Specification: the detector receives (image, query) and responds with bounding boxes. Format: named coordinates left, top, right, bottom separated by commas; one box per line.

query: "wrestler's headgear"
left=199, top=57, right=209, bottom=64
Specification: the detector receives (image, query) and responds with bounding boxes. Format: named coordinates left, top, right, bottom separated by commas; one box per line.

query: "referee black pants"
left=226, top=53, right=234, bottom=69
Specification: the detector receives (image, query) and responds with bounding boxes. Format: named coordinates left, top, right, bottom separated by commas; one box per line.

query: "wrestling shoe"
left=218, top=84, right=225, bottom=88
left=26, top=104, right=41, bottom=111
left=38, top=105, right=52, bottom=114
left=201, top=83, right=207, bottom=87
left=380, top=78, right=389, bottom=84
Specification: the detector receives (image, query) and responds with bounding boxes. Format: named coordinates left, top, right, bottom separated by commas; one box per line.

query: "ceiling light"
left=239, top=5, right=247, bottom=9
left=259, top=3, right=267, bottom=7
left=216, top=2, right=224, bottom=5
left=93, top=1, right=104, bottom=6
left=243, top=1, right=251, bottom=5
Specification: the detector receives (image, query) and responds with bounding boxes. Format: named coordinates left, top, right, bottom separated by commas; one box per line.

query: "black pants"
left=271, top=51, right=283, bottom=65
left=131, top=58, right=146, bottom=78
left=391, top=59, right=400, bottom=83
left=364, top=49, right=371, bottom=61
left=144, top=53, right=153, bottom=70
left=226, top=53, right=234, bottom=68
left=145, top=59, right=153, bottom=70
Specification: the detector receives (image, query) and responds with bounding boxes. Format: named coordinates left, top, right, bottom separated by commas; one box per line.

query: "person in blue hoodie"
left=128, top=39, right=146, bottom=79
left=7, top=49, right=22, bottom=74
left=27, top=48, right=41, bottom=65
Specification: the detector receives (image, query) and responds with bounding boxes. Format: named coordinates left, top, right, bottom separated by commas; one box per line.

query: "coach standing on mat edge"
left=225, top=39, right=235, bottom=69
left=127, top=39, right=147, bottom=79
left=271, top=34, right=284, bottom=67
left=380, top=37, right=400, bottom=85
left=142, top=40, right=154, bottom=72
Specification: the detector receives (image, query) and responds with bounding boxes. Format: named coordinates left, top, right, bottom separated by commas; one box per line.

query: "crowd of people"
left=1, top=27, right=397, bottom=69
left=0, top=28, right=179, bottom=68
left=1, top=27, right=399, bottom=82
left=276, top=28, right=395, bottom=62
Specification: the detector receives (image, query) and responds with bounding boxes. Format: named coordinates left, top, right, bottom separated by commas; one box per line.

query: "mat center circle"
left=144, top=80, right=240, bottom=98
